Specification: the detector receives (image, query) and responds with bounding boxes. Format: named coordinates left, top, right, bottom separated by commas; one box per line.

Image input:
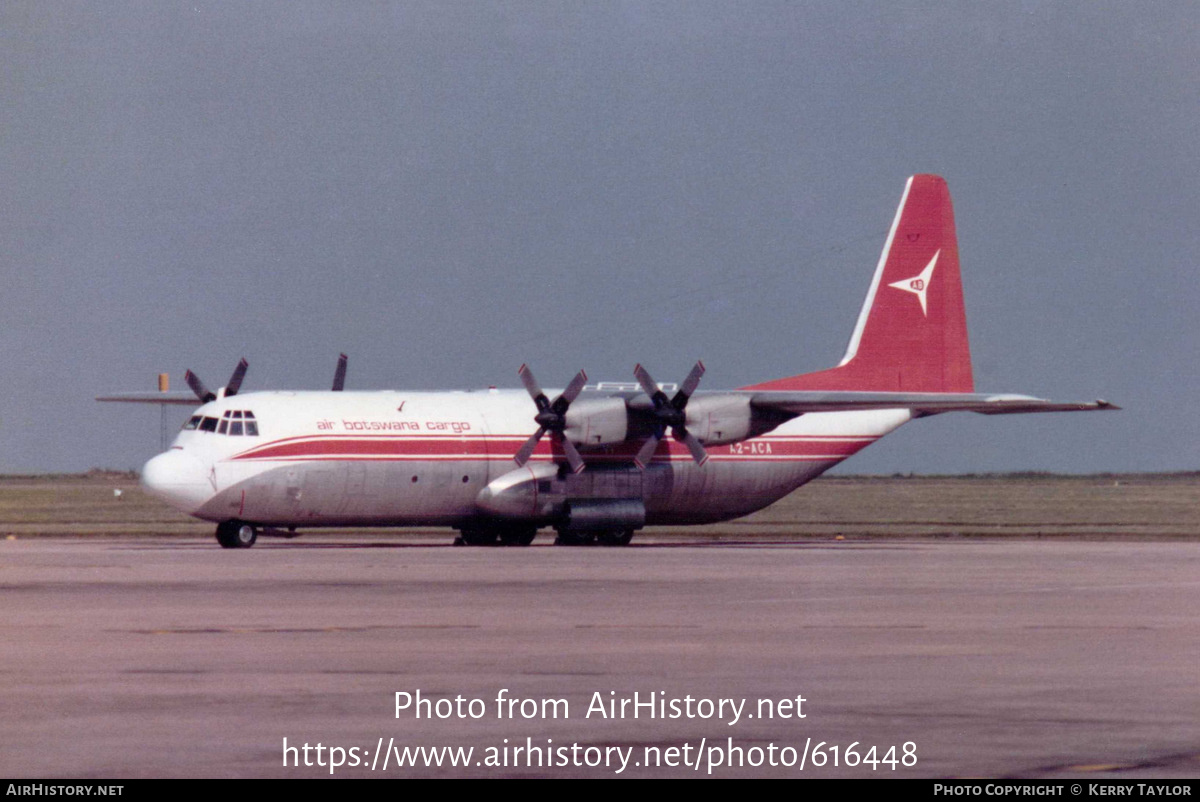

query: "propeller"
left=184, top=358, right=248, bottom=403
left=632, top=361, right=708, bottom=469
left=332, top=353, right=348, bottom=391
left=513, top=364, right=589, bottom=474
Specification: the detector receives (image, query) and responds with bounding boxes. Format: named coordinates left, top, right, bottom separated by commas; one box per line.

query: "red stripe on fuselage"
left=229, top=434, right=877, bottom=463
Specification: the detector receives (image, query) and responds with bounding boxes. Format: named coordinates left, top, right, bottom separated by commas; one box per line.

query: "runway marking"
left=574, top=624, right=700, bottom=629
left=795, top=624, right=926, bottom=629
left=1029, top=580, right=1200, bottom=592
left=1023, top=624, right=1156, bottom=630
left=1018, top=751, right=1200, bottom=778
left=126, top=624, right=481, bottom=635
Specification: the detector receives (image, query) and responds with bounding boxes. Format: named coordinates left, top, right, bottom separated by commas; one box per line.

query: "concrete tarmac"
left=2, top=536, right=1199, bottom=778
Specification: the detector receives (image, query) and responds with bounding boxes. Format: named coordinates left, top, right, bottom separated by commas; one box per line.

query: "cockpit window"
left=183, top=416, right=201, bottom=431
left=205, top=410, right=258, bottom=436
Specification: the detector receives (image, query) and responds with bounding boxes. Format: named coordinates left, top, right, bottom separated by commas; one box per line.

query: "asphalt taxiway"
left=2, top=537, right=1199, bottom=778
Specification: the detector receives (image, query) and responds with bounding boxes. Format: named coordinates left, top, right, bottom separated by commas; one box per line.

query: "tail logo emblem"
left=888, top=250, right=940, bottom=316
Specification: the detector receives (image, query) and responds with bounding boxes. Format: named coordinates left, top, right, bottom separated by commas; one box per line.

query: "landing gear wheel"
left=554, top=530, right=595, bottom=546
left=216, top=520, right=257, bottom=549
left=216, top=522, right=237, bottom=549
left=498, top=527, right=537, bottom=547
left=234, top=523, right=257, bottom=548
left=458, top=527, right=498, bottom=546
left=597, top=529, right=635, bottom=547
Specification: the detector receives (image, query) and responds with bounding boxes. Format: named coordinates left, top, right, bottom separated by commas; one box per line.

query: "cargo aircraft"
left=99, top=175, right=1114, bottom=548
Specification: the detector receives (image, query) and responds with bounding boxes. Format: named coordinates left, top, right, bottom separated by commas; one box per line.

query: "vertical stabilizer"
left=745, top=174, right=974, bottom=393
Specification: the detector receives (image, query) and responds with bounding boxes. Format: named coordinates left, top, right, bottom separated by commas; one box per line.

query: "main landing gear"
left=453, top=525, right=636, bottom=546
left=554, top=528, right=635, bottom=547
left=216, top=520, right=257, bottom=549
left=454, top=524, right=538, bottom=547
left=213, top=521, right=636, bottom=548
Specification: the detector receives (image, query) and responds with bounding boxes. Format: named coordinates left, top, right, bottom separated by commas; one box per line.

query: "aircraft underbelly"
left=200, top=455, right=831, bottom=526
left=643, top=459, right=834, bottom=524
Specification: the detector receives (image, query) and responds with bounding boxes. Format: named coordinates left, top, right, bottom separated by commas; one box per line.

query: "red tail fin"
left=746, top=174, right=974, bottom=393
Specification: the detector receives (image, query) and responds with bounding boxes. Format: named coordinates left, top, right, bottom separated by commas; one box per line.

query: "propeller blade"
left=518, top=363, right=542, bottom=399
left=184, top=370, right=216, bottom=404
left=676, top=360, right=706, bottom=403
left=675, top=428, right=710, bottom=466
left=561, top=370, right=588, bottom=404
left=225, top=358, right=249, bottom=397
left=518, top=364, right=550, bottom=411
left=332, top=353, right=348, bottom=391
left=517, top=365, right=590, bottom=473
left=513, top=427, right=546, bottom=467
left=633, top=432, right=662, bottom=470
left=552, top=370, right=588, bottom=415
left=633, top=363, right=661, bottom=402
left=559, top=436, right=586, bottom=474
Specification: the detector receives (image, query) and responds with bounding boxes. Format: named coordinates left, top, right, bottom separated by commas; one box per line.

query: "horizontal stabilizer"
left=96, top=392, right=201, bottom=406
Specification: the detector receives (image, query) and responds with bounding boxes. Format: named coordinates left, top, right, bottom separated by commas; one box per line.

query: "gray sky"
left=2, top=2, right=1196, bottom=474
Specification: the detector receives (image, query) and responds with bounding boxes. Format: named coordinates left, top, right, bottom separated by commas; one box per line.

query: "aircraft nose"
left=141, top=450, right=211, bottom=514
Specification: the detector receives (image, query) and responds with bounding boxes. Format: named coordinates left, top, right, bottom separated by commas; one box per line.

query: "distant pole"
left=158, top=373, right=170, bottom=452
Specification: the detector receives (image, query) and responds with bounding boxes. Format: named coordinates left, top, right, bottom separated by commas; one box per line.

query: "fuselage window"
left=199, top=417, right=218, bottom=432
left=183, top=416, right=201, bottom=431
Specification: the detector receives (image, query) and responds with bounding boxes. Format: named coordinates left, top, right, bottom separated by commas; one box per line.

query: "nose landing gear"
left=216, top=520, right=257, bottom=549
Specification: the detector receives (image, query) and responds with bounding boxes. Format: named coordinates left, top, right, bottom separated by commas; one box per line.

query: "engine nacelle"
left=684, top=395, right=753, bottom=445
left=475, top=463, right=564, bottom=521
left=563, top=398, right=628, bottom=446
left=475, top=465, right=646, bottom=533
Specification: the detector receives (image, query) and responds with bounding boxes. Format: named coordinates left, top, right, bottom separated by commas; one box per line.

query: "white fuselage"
left=141, top=388, right=912, bottom=529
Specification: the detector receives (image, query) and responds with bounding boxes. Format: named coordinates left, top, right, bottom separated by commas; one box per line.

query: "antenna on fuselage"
left=332, top=353, right=348, bottom=391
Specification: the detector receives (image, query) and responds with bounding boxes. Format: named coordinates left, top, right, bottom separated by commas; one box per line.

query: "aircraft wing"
left=616, top=389, right=1117, bottom=417
left=743, top=391, right=1118, bottom=416
left=95, top=392, right=200, bottom=406
left=609, top=389, right=1115, bottom=454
